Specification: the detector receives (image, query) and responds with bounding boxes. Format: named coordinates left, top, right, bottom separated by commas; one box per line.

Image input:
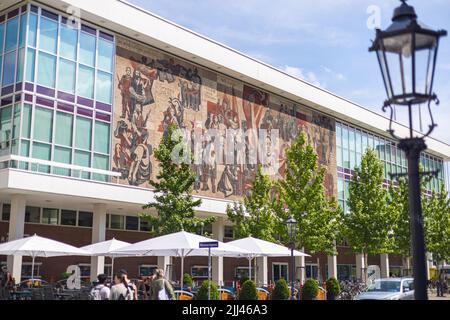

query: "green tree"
left=342, top=148, right=393, bottom=282
left=227, top=165, right=279, bottom=242
left=276, top=133, right=341, bottom=255
left=196, top=280, right=220, bottom=300
left=301, top=278, right=319, bottom=300
left=272, top=278, right=290, bottom=300
left=141, top=124, right=215, bottom=235
left=239, top=280, right=258, bottom=300
left=423, top=183, right=450, bottom=267
left=388, top=177, right=410, bottom=257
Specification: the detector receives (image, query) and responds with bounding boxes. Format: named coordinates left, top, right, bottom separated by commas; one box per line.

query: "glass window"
left=42, top=208, right=59, bottom=225
left=337, top=146, right=343, bottom=167
left=32, top=142, right=51, bottom=160
left=58, top=58, right=76, bottom=93
left=26, top=48, right=36, bottom=82
left=93, top=153, right=108, bottom=181
left=12, top=104, right=20, bottom=139
left=21, top=104, right=32, bottom=139
left=74, top=149, right=90, bottom=179
left=338, top=178, right=344, bottom=200
left=335, top=123, right=342, bottom=148
left=96, top=71, right=112, bottom=103
left=16, top=48, right=24, bottom=82
left=224, top=226, right=234, bottom=239
left=110, top=214, right=124, bottom=229
left=19, top=14, right=27, bottom=47
left=2, top=203, right=11, bottom=221
left=37, top=52, right=56, bottom=88
left=343, top=148, right=350, bottom=169
left=78, top=211, right=93, bottom=227
left=0, top=106, right=12, bottom=147
left=0, top=23, right=4, bottom=53
left=77, top=65, right=94, bottom=98
left=61, top=210, right=76, bottom=226
left=5, top=16, right=19, bottom=51
left=139, top=218, right=152, bottom=232
left=3, top=51, right=17, bottom=86
left=126, top=216, right=139, bottom=231
left=79, top=32, right=96, bottom=66
left=25, top=206, right=40, bottom=223
left=55, top=112, right=73, bottom=146
left=33, top=107, right=53, bottom=143
left=355, top=130, right=362, bottom=153
left=75, top=116, right=92, bottom=150
left=20, top=139, right=30, bottom=157
left=53, top=146, right=71, bottom=175
left=97, top=38, right=113, bottom=72
left=59, top=23, right=77, bottom=60
left=342, top=125, right=348, bottom=150
left=39, top=17, right=58, bottom=54
left=28, top=13, right=38, bottom=47
left=94, top=121, right=110, bottom=154
left=348, top=128, right=355, bottom=151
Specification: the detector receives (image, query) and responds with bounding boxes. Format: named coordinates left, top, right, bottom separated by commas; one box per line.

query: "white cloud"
left=320, top=65, right=346, bottom=81
left=280, top=65, right=323, bottom=87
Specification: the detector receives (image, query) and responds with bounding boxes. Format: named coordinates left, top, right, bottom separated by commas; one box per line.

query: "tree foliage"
left=423, top=183, right=450, bottom=264
left=342, top=148, right=394, bottom=275
left=141, top=124, right=215, bottom=235
left=227, top=165, right=279, bottom=242
left=276, top=133, right=341, bottom=255
left=239, top=280, right=258, bottom=300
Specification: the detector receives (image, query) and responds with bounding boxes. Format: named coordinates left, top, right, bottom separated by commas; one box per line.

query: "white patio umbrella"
left=111, top=231, right=250, bottom=287
left=227, top=236, right=310, bottom=282
left=0, top=234, right=90, bottom=281
left=81, top=238, right=131, bottom=281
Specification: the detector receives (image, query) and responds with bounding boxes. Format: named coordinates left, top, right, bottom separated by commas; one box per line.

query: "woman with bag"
left=149, top=269, right=175, bottom=300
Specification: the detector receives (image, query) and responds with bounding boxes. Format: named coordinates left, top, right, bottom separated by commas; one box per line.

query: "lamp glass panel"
left=414, top=33, right=437, bottom=97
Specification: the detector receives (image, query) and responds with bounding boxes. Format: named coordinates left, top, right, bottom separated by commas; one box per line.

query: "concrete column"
left=255, top=256, right=268, bottom=287
left=356, top=254, right=365, bottom=281
left=380, top=253, right=390, bottom=278
left=327, top=255, right=338, bottom=279
left=402, top=257, right=412, bottom=276
left=212, top=218, right=224, bottom=286
left=298, top=248, right=306, bottom=285
left=6, top=195, right=26, bottom=282
left=90, top=204, right=106, bottom=282
left=157, top=256, right=172, bottom=280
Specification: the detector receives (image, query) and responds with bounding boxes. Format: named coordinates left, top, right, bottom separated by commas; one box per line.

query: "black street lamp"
left=285, top=213, right=298, bottom=300
left=369, top=0, right=447, bottom=300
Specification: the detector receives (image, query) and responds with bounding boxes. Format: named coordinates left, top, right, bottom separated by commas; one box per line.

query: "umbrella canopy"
left=227, top=237, right=310, bottom=258
left=111, top=231, right=250, bottom=258
left=81, top=238, right=131, bottom=257
left=227, top=236, right=310, bottom=282
left=0, top=234, right=90, bottom=281
left=0, top=234, right=90, bottom=258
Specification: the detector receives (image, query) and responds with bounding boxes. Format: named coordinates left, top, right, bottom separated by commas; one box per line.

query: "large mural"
left=113, top=35, right=337, bottom=200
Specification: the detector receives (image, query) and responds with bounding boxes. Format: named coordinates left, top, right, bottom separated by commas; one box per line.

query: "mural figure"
left=117, top=67, right=133, bottom=120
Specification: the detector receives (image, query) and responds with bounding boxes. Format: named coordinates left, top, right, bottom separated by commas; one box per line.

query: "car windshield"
left=366, top=280, right=401, bottom=293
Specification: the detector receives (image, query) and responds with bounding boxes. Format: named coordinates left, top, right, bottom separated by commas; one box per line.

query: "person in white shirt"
left=91, top=274, right=110, bottom=300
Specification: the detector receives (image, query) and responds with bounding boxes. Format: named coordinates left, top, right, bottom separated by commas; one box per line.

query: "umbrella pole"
left=180, top=256, right=184, bottom=290
left=248, top=257, right=252, bottom=281
left=111, top=256, right=115, bottom=283
left=31, top=255, right=35, bottom=283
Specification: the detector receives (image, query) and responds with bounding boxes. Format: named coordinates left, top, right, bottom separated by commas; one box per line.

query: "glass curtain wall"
left=336, top=121, right=446, bottom=214
left=0, top=3, right=114, bottom=181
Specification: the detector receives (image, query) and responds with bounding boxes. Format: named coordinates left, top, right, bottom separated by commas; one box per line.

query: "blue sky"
left=129, top=0, right=450, bottom=144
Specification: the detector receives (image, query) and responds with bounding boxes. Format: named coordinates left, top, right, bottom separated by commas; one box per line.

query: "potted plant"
left=239, top=280, right=258, bottom=300
left=183, top=273, right=193, bottom=289
left=302, top=278, right=319, bottom=300
left=272, top=278, right=290, bottom=300
left=196, top=280, right=219, bottom=300
left=326, top=277, right=340, bottom=300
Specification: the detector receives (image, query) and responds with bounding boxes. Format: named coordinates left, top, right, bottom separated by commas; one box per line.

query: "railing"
left=0, top=154, right=122, bottom=184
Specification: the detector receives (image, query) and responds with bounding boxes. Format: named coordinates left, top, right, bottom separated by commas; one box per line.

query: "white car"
left=355, top=278, right=415, bottom=300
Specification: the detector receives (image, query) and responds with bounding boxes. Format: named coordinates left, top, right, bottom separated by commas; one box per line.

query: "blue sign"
left=199, top=241, right=219, bottom=248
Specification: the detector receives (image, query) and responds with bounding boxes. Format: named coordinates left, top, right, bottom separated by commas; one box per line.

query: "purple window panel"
left=61, top=16, right=67, bottom=24
left=0, top=15, right=5, bottom=24
left=41, top=9, right=58, bottom=21
left=77, top=107, right=93, bottom=117
left=99, top=31, right=114, bottom=42
left=77, top=96, right=94, bottom=108
left=95, top=112, right=111, bottom=122
left=15, top=94, right=21, bottom=102
left=1, top=97, right=13, bottom=106
left=15, top=82, right=23, bottom=91
left=96, top=101, right=111, bottom=113
left=58, top=91, right=75, bottom=102
left=57, top=102, right=74, bottom=113
left=7, top=8, right=19, bottom=19
left=81, top=24, right=96, bottom=35
left=36, top=86, right=55, bottom=97
left=21, top=5, right=27, bottom=13
left=2, top=85, right=14, bottom=96
left=25, top=94, right=33, bottom=102
left=36, top=96, right=54, bottom=108
left=31, top=5, right=38, bottom=13
left=25, top=83, right=34, bottom=92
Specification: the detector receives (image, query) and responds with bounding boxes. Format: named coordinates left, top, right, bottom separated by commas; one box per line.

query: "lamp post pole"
left=285, top=213, right=297, bottom=300
left=400, top=136, right=428, bottom=300
left=290, top=241, right=295, bottom=300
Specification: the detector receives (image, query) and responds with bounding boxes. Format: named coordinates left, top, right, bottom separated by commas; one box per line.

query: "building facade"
left=0, top=0, right=449, bottom=286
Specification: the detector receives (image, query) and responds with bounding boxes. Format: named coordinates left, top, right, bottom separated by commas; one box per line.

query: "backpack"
left=90, top=285, right=104, bottom=300
left=119, top=282, right=135, bottom=300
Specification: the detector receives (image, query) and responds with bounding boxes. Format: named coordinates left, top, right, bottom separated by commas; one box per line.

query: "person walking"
left=90, top=274, right=110, bottom=300
left=149, top=269, right=175, bottom=300
left=110, top=273, right=129, bottom=300
left=118, top=269, right=138, bottom=300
